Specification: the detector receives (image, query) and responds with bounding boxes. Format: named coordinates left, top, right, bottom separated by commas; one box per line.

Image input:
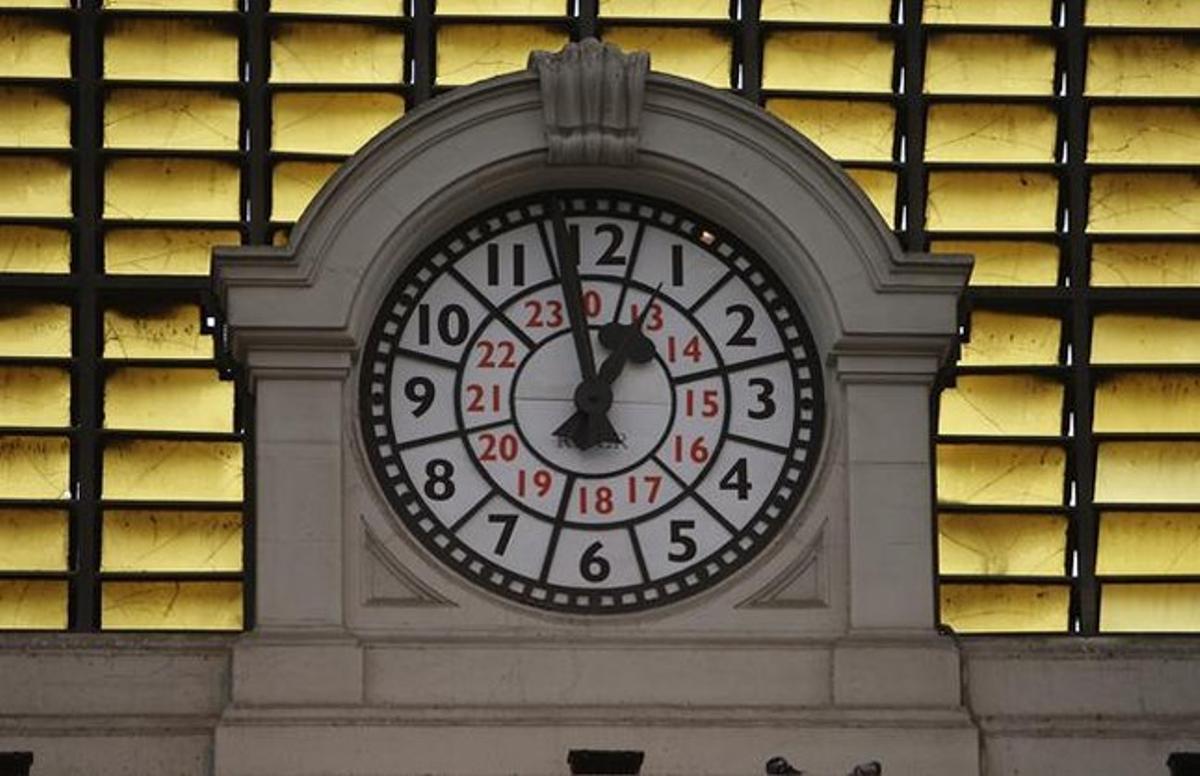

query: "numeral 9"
left=404, top=376, right=435, bottom=417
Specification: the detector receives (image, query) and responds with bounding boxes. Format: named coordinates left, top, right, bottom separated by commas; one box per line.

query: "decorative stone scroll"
left=527, top=37, right=649, bottom=166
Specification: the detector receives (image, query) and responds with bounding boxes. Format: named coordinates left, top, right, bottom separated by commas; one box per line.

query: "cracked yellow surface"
left=437, top=24, right=566, bottom=85
left=1087, top=0, right=1200, bottom=27
left=272, top=21, right=404, bottom=84
left=105, top=368, right=234, bottom=432
left=1092, top=313, right=1200, bottom=364
left=104, top=158, right=240, bottom=221
left=844, top=167, right=896, bottom=226
left=938, top=513, right=1066, bottom=576
left=272, top=160, right=340, bottom=222
left=1092, top=242, right=1200, bottom=287
left=272, top=92, right=404, bottom=154
left=767, top=99, right=895, bottom=162
left=925, top=34, right=1055, bottom=95
left=0, top=580, right=67, bottom=630
left=1088, top=106, right=1200, bottom=165
left=0, top=87, right=69, bottom=148
left=1088, top=173, right=1200, bottom=234
left=1099, top=513, right=1200, bottom=575
left=603, top=27, right=730, bottom=89
left=932, top=240, right=1059, bottom=286
left=959, top=310, right=1061, bottom=366
left=437, top=0, right=571, bottom=14
left=103, top=0, right=237, bottom=9
left=272, top=0, right=403, bottom=13
left=937, top=444, right=1065, bottom=506
left=939, top=375, right=1063, bottom=436
left=923, top=0, right=1051, bottom=25
left=105, top=228, right=240, bottom=276
left=102, top=303, right=210, bottom=360
left=0, top=366, right=69, bottom=427
left=0, top=226, right=70, bottom=274
left=101, top=580, right=242, bottom=630
left=0, top=156, right=70, bottom=217
left=1096, top=442, right=1200, bottom=504
left=1086, top=35, right=1200, bottom=97
left=0, top=0, right=68, bottom=6
left=0, top=436, right=69, bottom=500
left=102, top=510, right=242, bottom=572
left=940, top=583, right=1069, bottom=633
left=0, top=510, right=67, bottom=571
left=760, top=0, right=889, bottom=22
left=1101, top=583, right=1200, bottom=632
left=0, top=301, right=70, bottom=357
left=105, top=89, right=239, bottom=151
left=0, top=16, right=69, bottom=78
left=762, top=31, right=894, bottom=93
left=103, top=439, right=243, bottom=501
left=599, top=0, right=728, bottom=19
left=105, top=18, right=238, bottom=81
left=926, top=171, right=1059, bottom=232
left=1095, top=373, right=1200, bottom=432
left=925, top=103, right=1057, bottom=163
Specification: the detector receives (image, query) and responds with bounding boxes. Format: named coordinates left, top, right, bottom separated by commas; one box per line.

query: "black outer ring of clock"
left=359, top=189, right=826, bottom=615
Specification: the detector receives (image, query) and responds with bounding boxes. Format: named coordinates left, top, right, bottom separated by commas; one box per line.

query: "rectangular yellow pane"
left=844, top=167, right=895, bottom=226
left=272, top=228, right=290, bottom=246
left=1099, top=513, right=1200, bottom=575
left=1092, top=242, right=1200, bottom=287
left=925, top=34, right=1055, bottom=95
left=959, top=309, right=1061, bottom=366
left=1088, top=173, right=1200, bottom=234
left=1092, top=314, right=1200, bottom=364
left=599, top=0, right=726, bottom=18
left=0, top=510, right=66, bottom=571
left=923, top=0, right=1051, bottom=25
left=437, top=24, right=567, bottom=86
left=103, top=439, right=242, bottom=501
left=0, top=436, right=69, bottom=500
left=271, top=22, right=405, bottom=84
left=925, top=103, right=1057, bottom=163
left=1087, top=0, right=1200, bottom=27
left=105, top=158, right=240, bottom=222
left=0, top=580, right=67, bottom=630
left=0, top=87, right=69, bottom=148
left=926, top=171, right=1058, bottom=232
left=0, top=0, right=68, bottom=6
left=0, top=17, right=69, bottom=78
left=0, top=156, right=70, bottom=217
left=105, top=18, right=238, bottom=82
left=762, top=31, right=894, bottom=93
left=1096, top=441, right=1200, bottom=504
left=940, top=584, right=1069, bottom=633
left=1095, top=373, right=1200, bottom=432
left=272, top=92, right=404, bottom=154
left=602, top=27, right=730, bottom=89
left=939, top=375, right=1063, bottom=436
left=437, top=0, right=566, bottom=13
left=0, top=226, right=70, bottom=274
left=105, top=89, right=239, bottom=151
left=937, top=444, right=1065, bottom=506
left=1101, top=584, right=1200, bottom=633
left=272, top=161, right=339, bottom=222
left=0, top=366, right=69, bottom=427
left=102, top=510, right=241, bottom=572
left=1087, top=36, right=1200, bottom=97
left=1088, top=106, right=1200, bottom=165
left=760, top=0, right=889, bottom=22
left=104, top=0, right=237, bottom=9
left=766, top=99, right=894, bottom=162
left=0, top=301, right=70, bottom=357
left=102, top=303, right=210, bottom=360
left=938, top=513, right=1066, bottom=576
left=271, top=0, right=403, bottom=13
left=105, top=368, right=234, bottom=432
left=932, top=240, right=1059, bottom=287
left=101, top=581, right=242, bottom=630
left=105, top=228, right=241, bottom=276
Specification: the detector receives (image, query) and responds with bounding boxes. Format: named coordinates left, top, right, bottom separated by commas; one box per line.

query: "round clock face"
left=360, top=191, right=824, bottom=614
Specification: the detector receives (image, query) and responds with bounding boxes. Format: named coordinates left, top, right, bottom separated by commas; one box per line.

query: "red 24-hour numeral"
left=626, top=474, right=663, bottom=504
left=628, top=302, right=664, bottom=332
left=578, top=485, right=615, bottom=515
left=523, top=299, right=565, bottom=328
left=478, top=432, right=519, bottom=462
left=671, top=435, right=710, bottom=464
left=476, top=339, right=517, bottom=368
left=517, top=468, right=553, bottom=498
left=684, top=388, right=720, bottom=418
left=666, top=335, right=703, bottom=364
left=465, top=383, right=502, bottom=413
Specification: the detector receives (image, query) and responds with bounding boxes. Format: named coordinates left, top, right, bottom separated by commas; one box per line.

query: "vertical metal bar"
left=411, top=0, right=434, bottom=105
left=246, top=0, right=270, bottom=245
left=577, top=0, right=597, bottom=40
left=901, top=0, right=927, bottom=252
left=739, top=0, right=762, bottom=104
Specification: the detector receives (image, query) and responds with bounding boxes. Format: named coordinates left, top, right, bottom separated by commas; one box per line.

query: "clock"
left=360, top=190, right=824, bottom=614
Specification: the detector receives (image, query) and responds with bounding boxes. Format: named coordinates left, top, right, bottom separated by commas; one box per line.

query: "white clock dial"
left=361, top=191, right=824, bottom=614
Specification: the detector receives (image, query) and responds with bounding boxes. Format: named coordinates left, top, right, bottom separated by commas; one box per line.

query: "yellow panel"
left=437, top=24, right=569, bottom=85
left=932, top=240, right=1059, bottom=287
left=926, top=171, right=1058, bottom=232
left=105, top=368, right=233, bottom=432
left=1092, top=314, right=1200, bottom=364
left=102, top=510, right=241, bottom=572
left=105, top=89, right=239, bottom=151
left=271, top=22, right=405, bottom=84
left=0, top=0, right=68, bottom=6
left=939, top=375, right=1063, bottom=436
left=104, top=158, right=240, bottom=222
left=101, top=581, right=242, bottom=630
left=940, top=584, right=1069, bottom=633
left=105, top=228, right=241, bottom=276
left=760, top=0, right=889, bottom=22
left=762, top=31, right=894, bottom=93
left=104, top=0, right=237, bottom=9
left=0, top=580, right=67, bottom=630
left=958, top=309, right=1061, bottom=366
left=598, top=0, right=727, bottom=19
left=438, top=0, right=569, bottom=13
left=0, top=366, right=69, bottom=427
left=1092, top=243, right=1200, bottom=287
left=937, top=444, right=1065, bottom=506
left=0, top=17, right=69, bottom=78
left=1096, top=441, right=1200, bottom=504
left=1098, top=513, right=1200, bottom=575
left=271, top=0, right=403, bottom=13
left=0, top=301, right=70, bottom=357
left=766, top=99, right=894, bottom=162
left=0, top=436, right=69, bottom=500
left=272, top=161, right=339, bottom=222
left=272, top=92, right=404, bottom=154
left=0, top=509, right=66, bottom=571
left=1087, top=36, right=1200, bottom=97
left=0, top=87, right=70, bottom=148
left=925, top=103, right=1057, bottom=163
left=1087, top=0, right=1200, bottom=27
left=923, top=0, right=1051, bottom=25
left=925, top=34, right=1055, bottom=95
left=272, top=228, right=291, bottom=246
left=1089, top=106, right=1200, bottom=165
left=844, top=167, right=895, bottom=226
left=105, top=18, right=238, bottom=82
left=1088, top=173, right=1200, bottom=234
left=1100, top=584, right=1200, bottom=633
left=602, top=27, right=730, bottom=89
left=103, top=439, right=243, bottom=502
left=0, top=226, right=70, bottom=274
left=102, top=303, right=210, bottom=360
left=1095, top=373, right=1200, bottom=432
left=938, top=513, right=1066, bottom=576
left=0, top=156, right=70, bottom=217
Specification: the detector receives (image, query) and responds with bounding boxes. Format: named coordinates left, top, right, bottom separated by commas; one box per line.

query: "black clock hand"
left=548, top=197, right=597, bottom=383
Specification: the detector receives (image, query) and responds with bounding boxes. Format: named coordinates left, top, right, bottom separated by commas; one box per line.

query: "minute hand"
left=548, top=198, right=597, bottom=383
